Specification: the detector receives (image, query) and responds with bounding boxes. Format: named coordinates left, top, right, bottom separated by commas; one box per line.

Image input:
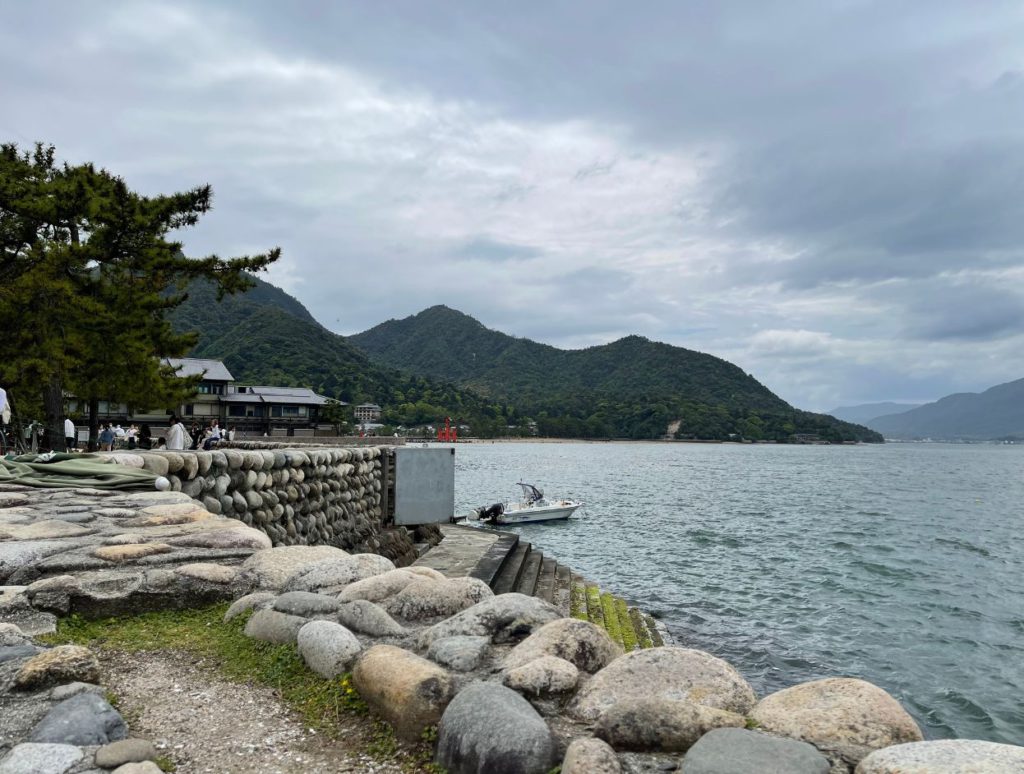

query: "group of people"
left=61, top=417, right=236, bottom=452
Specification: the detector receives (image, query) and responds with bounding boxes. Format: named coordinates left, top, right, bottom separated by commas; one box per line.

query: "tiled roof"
left=165, top=358, right=235, bottom=382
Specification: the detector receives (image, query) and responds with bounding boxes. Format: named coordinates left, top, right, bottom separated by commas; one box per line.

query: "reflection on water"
left=453, top=441, right=1024, bottom=744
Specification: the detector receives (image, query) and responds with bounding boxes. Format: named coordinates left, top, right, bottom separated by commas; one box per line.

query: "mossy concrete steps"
left=415, top=524, right=664, bottom=650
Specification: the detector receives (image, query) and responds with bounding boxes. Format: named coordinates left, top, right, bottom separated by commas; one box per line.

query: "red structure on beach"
left=437, top=416, right=458, bottom=442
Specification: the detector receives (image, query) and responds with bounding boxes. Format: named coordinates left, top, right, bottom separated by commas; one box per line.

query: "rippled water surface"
left=452, top=441, right=1024, bottom=744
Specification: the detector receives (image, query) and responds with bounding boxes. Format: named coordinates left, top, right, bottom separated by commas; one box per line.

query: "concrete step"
left=516, top=550, right=544, bottom=596
left=534, top=557, right=558, bottom=604
left=491, top=541, right=531, bottom=595
left=468, top=531, right=520, bottom=589
left=552, top=564, right=572, bottom=616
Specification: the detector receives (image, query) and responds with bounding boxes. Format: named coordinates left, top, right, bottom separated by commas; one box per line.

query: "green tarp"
left=0, top=453, right=159, bottom=490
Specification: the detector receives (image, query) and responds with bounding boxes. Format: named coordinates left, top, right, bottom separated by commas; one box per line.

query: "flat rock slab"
left=682, top=727, right=830, bottom=774
left=0, top=743, right=83, bottom=774
left=855, top=739, right=1024, bottom=773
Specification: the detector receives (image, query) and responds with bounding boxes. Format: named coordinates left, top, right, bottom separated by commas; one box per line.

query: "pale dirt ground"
left=98, top=649, right=422, bottom=774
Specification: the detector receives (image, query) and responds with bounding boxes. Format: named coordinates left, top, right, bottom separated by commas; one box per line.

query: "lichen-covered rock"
left=272, top=591, right=341, bottom=617
left=94, top=738, right=159, bottom=768
left=337, top=568, right=419, bottom=603
left=571, top=647, right=756, bottom=723
left=594, top=697, right=745, bottom=752
left=223, top=591, right=275, bottom=622
left=0, top=743, right=83, bottom=774
left=503, top=655, right=579, bottom=697
left=93, top=543, right=174, bottom=562
left=682, top=727, right=830, bottom=774
left=238, top=545, right=350, bottom=590
left=386, top=576, right=493, bottom=621
left=352, top=645, right=456, bottom=741
left=407, top=566, right=446, bottom=581
left=335, top=600, right=405, bottom=637
left=15, top=645, right=100, bottom=690
left=436, top=681, right=556, bottom=774
left=562, top=737, right=621, bottom=774
left=297, top=620, right=362, bottom=678
left=243, top=608, right=308, bottom=645
left=174, top=563, right=237, bottom=584
left=30, top=692, right=127, bottom=745
left=503, top=617, right=622, bottom=674
left=282, top=557, right=364, bottom=594
left=854, top=739, right=1024, bottom=774
left=0, top=622, right=28, bottom=646
left=418, top=593, right=562, bottom=647
left=749, top=678, right=923, bottom=765
left=427, top=635, right=491, bottom=672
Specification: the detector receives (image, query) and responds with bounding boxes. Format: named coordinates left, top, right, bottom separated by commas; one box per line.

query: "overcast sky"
left=3, top=1, right=1023, bottom=411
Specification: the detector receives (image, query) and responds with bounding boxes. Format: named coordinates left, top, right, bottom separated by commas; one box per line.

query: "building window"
left=184, top=404, right=194, bottom=416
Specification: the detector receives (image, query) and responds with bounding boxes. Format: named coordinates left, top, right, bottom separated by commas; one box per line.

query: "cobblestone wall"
left=108, top=447, right=419, bottom=565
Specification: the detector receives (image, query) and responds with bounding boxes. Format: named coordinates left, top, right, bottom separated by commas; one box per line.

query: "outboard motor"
left=474, top=502, right=504, bottom=523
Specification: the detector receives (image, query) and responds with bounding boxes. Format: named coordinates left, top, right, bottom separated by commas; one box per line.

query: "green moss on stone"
left=643, top=613, right=665, bottom=647
left=569, top=580, right=587, bottom=621
left=615, top=598, right=638, bottom=651
left=629, top=608, right=653, bottom=649
left=585, top=585, right=605, bottom=628
left=599, top=593, right=624, bottom=647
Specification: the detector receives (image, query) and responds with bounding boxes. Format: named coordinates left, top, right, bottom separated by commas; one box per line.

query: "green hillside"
left=168, top=279, right=518, bottom=434
left=350, top=306, right=882, bottom=442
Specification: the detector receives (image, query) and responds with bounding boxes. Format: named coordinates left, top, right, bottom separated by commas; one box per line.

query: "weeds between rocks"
left=42, top=604, right=443, bottom=774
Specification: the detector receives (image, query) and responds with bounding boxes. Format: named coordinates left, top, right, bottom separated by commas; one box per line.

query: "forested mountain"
left=168, top=278, right=519, bottom=434
left=350, top=306, right=881, bottom=442
left=868, top=379, right=1024, bottom=440
left=829, top=402, right=923, bottom=425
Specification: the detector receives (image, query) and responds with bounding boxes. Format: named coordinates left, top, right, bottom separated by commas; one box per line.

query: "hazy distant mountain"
left=829, top=402, right=923, bottom=425
left=349, top=305, right=882, bottom=442
left=868, top=378, right=1024, bottom=440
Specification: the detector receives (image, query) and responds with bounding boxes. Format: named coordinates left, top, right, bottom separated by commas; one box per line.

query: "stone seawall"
left=102, top=446, right=419, bottom=566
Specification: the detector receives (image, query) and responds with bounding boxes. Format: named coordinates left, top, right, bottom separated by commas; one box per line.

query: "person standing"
left=165, top=416, right=186, bottom=450
left=98, top=423, right=115, bottom=452
left=64, top=417, right=76, bottom=451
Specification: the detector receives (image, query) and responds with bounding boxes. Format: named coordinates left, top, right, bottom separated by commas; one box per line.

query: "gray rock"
left=0, top=622, right=28, bottom=646
left=335, top=600, right=405, bottom=637
left=503, top=617, right=622, bottom=674
left=273, top=591, right=341, bottom=617
left=0, top=644, right=39, bottom=664
left=854, top=739, right=1024, bottom=773
left=418, top=593, right=562, bottom=647
left=682, top=728, right=830, bottom=774
left=503, top=655, right=579, bottom=697
left=238, top=545, right=351, bottom=590
left=15, top=645, right=100, bottom=689
left=562, top=737, right=621, bottom=774
left=436, top=681, right=556, bottom=774
left=427, top=635, right=491, bottom=672
left=572, top=647, right=757, bottom=723
left=223, top=591, right=276, bottom=622
left=385, top=576, right=494, bottom=621
left=30, top=692, right=127, bottom=745
left=297, top=620, right=362, bottom=678
left=243, top=608, right=308, bottom=645
left=283, top=557, right=364, bottom=594
left=94, top=738, right=159, bottom=768
left=594, top=697, right=746, bottom=752
left=110, top=763, right=163, bottom=774
left=337, top=568, right=419, bottom=603
left=0, top=743, right=83, bottom=774
left=50, top=682, right=104, bottom=701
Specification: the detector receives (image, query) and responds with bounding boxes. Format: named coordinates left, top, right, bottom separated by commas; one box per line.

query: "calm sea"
left=452, top=441, right=1024, bottom=745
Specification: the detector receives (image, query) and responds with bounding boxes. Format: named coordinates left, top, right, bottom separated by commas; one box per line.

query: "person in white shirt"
left=64, top=417, right=76, bottom=450
left=165, top=416, right=186, bottom=450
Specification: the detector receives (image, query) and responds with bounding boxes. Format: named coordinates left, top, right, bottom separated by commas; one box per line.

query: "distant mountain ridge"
left=868, top=379, right=1024, bottom=440
left=829, top=402, right=923, bottom=425
left=349, top=305, right=881, bottom=442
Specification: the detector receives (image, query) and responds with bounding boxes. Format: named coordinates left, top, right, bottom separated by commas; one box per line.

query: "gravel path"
left=99, top=649, right=412, bottom=774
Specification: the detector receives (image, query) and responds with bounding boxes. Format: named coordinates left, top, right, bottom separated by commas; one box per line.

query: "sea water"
left=453, top=441, right=1024, bottom=744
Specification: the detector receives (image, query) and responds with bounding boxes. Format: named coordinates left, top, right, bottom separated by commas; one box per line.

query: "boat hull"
left=493, top=502, right=582, bottom=524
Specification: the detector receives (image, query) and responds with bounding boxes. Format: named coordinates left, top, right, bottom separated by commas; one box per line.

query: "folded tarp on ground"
left=0, top=453, right=158, bottom=490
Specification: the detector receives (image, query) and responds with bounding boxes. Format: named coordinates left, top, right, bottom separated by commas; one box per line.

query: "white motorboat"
left=467, top=482, right=583, bottom=525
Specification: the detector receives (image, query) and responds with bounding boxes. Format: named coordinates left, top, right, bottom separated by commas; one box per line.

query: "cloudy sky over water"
left=3, top=1, right=1023, bottom=411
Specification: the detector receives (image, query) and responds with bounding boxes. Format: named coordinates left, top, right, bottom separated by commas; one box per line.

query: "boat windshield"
left=516, top=482, right=544, bottom=504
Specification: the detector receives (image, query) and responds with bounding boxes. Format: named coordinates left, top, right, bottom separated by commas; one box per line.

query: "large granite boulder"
left=14, top=645, right=100, bottom=690
left=855, top=739, right=1024, bottom=773
left=561, top=737, right=621, bottom=774
left=337, top=568, right=419, bottom=603
left=503, top=655, right=579, bottom=697
left=436, top=681, right=556, bottom=774
left=243, top=608, right=307, bottom=645
left=335, top=600, right=405, bottom=637
left=418, top=593, right=562, bottom=647
left=385, top=577, right=493, bottom=621
left=682, top=727, right=830, bottom=774
left=503, top=618, right=622, bottom=674
left=238, top=546, right=350, bottom=590
left=223, top=591, right=275, bottom=622
left=297, top=620, right=362, bottom=678
left=283, top=556, right=378, bottom=595
left=272, top=591, right=341, bottom=618
left=352, top=645, right=456, bottom=741
left=594, top=697, right=745, bottom=752
left=571, top=647, right=756, bottom=722
left=749, top=678, right=923, bottom=765
left=427, top=635, right=492, bottom=672
left=29, top=692, right=127, bottom=745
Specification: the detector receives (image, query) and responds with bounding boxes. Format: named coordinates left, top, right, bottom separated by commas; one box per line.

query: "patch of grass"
left=615, top=597, right=637, bottom=652
left=599, top=593, right=623, bottom=647
left=744, top=717, right=761, bottom=730
left=154, top=754, right=177, bottom=772
left=585, top=585, right=604, bottom=628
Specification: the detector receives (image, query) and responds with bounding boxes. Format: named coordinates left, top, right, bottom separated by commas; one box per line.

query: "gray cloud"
left=3, top=0, right=1024, bottom=411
